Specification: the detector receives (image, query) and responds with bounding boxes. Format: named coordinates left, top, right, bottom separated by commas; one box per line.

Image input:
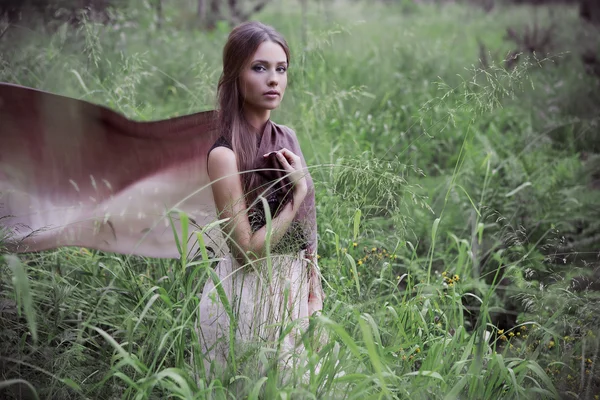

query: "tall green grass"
left=1, top=0, right=600, bottom=398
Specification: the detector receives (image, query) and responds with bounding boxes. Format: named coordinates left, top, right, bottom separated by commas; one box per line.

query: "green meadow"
left=1, top=0, right=599, bottom=398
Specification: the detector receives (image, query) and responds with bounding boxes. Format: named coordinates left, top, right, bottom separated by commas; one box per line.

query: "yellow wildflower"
left=548, top=340, right=555, bottom=349
left=415, top=347, right=421, bottom=353
left=453, top=274, right=459, bottom=281
left=509, top=332, right=515, bottom=337
left=353, top=242, right=358, bottom=247
left=442, top=271, right=447, bottom=277
left=498, top=329, right=504, bottom=334
left=357, top=260, right=363, bottom=266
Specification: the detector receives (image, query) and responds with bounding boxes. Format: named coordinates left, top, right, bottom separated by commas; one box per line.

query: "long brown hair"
left=217, top=21, right=290, bottom=204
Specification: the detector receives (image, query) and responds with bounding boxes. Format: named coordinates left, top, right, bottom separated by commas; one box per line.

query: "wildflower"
left=342, top=248, right=347, bottom=253
left=442, top=271, right=447, bottom=277
left=509, top=332, right=515, bottom=337
left=415, top=347, right=421, bottom=353
left=520, top=325, right=527, bottom=331
left=453, top=274, right=460, bottom=281
left=499, top=335, right=507, bottom=341
left=353, top=242, right=358, bottom=248
left=357, top=260, right=363, bottom=266
left=396, top=275, right=400, bottom=280
left=372, top=247, right=377, bottom=252
left=548, top=340, right=555, bottom=349
left=448, top=282, right=454, bottom=287
left=317, top=255, right=321, bottom=259
left=498, top=329, right=504, bottom=334
left=587, top=358, right=593, bottom=364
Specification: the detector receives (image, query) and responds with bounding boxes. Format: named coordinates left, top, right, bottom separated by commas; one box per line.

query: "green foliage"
left=1, top=0, right=600, bottom=399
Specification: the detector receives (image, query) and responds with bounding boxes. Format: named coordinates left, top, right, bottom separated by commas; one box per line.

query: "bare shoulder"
left=207, top=146, right=237, bottom=178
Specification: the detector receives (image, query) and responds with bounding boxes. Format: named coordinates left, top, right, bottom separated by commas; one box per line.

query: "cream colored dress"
left=197, top=248, right=318, bottom=380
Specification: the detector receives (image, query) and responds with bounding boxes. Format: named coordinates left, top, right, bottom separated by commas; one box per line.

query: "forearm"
left=234, top=187, right=307, bottom=264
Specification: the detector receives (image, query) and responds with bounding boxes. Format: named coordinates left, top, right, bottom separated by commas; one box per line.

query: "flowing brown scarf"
left=0, top=82, right=323, bottom=312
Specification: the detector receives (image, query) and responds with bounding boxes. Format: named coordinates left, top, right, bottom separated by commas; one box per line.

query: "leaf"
left=505, top=182, right=532, bottom=197
left=345, top=253, right=361, bottom=296
left=353, top=208, right=362, bottom=241
left=431, top=218, right=440, bottom=242
left=248, top=377, right=268, bottom=400
left=5, top=255, right=37, bottom=343
left=403, top=370, right=445, bottom=381
left=179, top=211, right=190, bottom=269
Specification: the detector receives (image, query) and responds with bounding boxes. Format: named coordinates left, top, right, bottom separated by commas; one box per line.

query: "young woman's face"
left=239, top=40, right=288, bottom=114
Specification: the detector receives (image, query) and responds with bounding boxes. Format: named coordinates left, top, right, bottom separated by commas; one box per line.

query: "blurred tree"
left=580, top=0, right=600, bottom=25
left=0, top=0, right=111, bottom=27
left=197, top=0, right=271, bottom=30
left=155, top=0, right=163, bottom=29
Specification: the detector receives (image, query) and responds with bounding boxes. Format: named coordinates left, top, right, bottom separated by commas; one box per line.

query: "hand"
left=264, top=148, right=308, bottom=193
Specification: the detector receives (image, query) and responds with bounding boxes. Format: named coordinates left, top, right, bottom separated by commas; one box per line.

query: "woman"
left=197, top=22, right=324, bottom=379
left=0, top=19, right=323, bottom=380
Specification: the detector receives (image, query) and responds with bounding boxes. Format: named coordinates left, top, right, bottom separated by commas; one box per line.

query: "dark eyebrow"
left=252, top=60, right=288, bottom=66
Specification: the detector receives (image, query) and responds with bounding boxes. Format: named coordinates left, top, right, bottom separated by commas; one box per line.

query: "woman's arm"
left=207, top=146, right=307, bottom=266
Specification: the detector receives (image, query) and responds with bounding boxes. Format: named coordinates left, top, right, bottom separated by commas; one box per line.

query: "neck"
left=243, top=106, right=271, bottom=134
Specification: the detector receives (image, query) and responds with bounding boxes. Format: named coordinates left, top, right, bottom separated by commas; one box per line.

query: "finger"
left=276, top=152, right=292, bottom=170
left=279, top=149, right=299, bottom=164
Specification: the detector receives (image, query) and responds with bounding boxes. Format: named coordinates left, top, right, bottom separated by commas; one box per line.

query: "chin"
left=263, top=102, right=281, bottom=110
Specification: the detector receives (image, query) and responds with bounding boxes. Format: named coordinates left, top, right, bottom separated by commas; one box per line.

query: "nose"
left=267, top=71, right=278, bottom=87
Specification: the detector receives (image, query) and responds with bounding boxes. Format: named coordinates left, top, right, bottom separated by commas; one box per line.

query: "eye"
left=277, top=66, right=287, bottom=73
left=252, top=65, right=266, bottom=72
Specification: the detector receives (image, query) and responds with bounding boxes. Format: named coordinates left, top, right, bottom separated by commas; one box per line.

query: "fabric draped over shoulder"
left=0, top=82, right=323, bottom=313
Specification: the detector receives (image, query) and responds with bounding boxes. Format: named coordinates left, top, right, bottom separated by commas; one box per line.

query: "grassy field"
left=1, top=0, right=600, bottom=398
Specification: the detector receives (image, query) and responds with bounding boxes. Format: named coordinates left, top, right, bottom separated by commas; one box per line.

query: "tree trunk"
left=155, top=0, right=162, bottom=29
left=300, top=0, right=307, bottom=48
left=197, top=0, right=205, bottom=22
left=206, top=0, right=220, bottom=30
left=581, top=0, right=600, bottom=25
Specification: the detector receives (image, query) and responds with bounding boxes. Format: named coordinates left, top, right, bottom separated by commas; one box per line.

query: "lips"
left=264, top=90, right=280, bottom=96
